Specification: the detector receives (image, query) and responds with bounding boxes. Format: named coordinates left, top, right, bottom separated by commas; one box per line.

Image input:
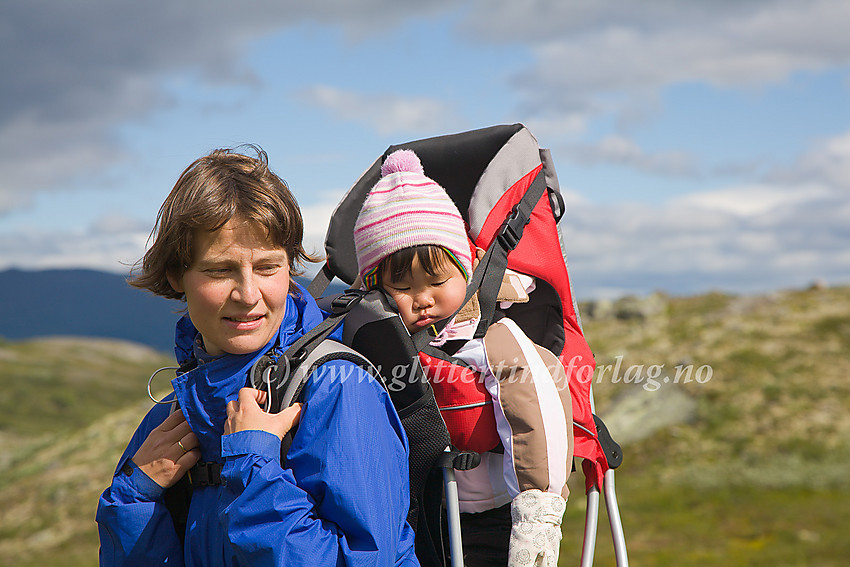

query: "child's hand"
left=224, top=387, right=302, bottom=440
left=473, top=247, right=485, bottom=270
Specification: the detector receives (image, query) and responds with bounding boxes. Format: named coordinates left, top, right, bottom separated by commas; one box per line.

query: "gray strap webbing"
left=278, top=339, right=379, bottom=410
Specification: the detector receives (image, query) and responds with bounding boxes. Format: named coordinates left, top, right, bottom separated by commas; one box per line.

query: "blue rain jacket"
left=96, top=285, right=419, bottom=566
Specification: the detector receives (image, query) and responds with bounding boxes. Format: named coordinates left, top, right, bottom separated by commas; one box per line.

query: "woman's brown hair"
left=130, top=145, right=320, bottom=300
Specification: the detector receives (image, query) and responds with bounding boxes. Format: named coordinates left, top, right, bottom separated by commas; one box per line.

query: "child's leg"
left=442, top=504, right=511, bottom=567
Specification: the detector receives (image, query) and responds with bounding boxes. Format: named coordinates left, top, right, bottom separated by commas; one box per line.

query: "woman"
left=96, top=146, right=418, bottom=566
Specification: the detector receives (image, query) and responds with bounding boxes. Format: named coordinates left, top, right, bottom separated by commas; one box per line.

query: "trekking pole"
left=443, top=469, right=464, bottom=567
left=604, top=469, right=629, bottom=567
left=580, top=484, right=600, bottom=567
left=441, top=448, right=465, bottom=567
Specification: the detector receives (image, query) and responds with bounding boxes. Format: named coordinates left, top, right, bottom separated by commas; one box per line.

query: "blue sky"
left=2, top=0, right=849, bottom=299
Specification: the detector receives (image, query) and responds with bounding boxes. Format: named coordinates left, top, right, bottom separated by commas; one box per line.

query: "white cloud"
left=4, top=0, right=850, bottom=299
left=771, top=130, right=850, bottom=189
left=670, top=184, right=833, bottom=217
left=5, top=0, right=850, bottom=207
left=553, top=128, right=850, bottom=296
left=0, top=225, right=149, bottom=275
left=298, top=189, right=346, bottom=264
left=296, top=85, right=463, bottom=136
left=563, top=172, right=850, bottom=298
left=565, top=135, right=697, bottom=177
left=0, top=197, right=344, bottom=278
left=475, top=0, right=850, bottom=133
left=0, top=1, right=457, bottom=206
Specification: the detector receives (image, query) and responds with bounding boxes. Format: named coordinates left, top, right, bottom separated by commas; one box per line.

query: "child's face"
left=168, top=218, right=290, bottom=356
left=381, top=254, right=467, bottom=334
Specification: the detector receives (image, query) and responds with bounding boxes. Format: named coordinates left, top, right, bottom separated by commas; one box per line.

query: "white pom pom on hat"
left=380, top=149, right=425, bottom=177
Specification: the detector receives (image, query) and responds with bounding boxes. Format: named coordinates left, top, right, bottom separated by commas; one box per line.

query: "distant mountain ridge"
left=0, top=268, right=346, bottom=352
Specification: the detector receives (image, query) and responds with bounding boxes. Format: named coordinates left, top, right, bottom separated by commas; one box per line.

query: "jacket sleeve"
left=220, top=359, right=418, bottom=567
left=96, top=404, right=185, bottom=567
left=481, top=319, right=574, bottom=500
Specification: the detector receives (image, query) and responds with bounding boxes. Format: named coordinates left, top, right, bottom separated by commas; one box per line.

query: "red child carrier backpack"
left=307, top=123, right=629, bottom=567
left=417, top=349, right=500, bottom=454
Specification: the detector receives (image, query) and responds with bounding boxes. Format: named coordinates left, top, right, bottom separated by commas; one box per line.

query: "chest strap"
left=189, top=461, right=224, bottom=487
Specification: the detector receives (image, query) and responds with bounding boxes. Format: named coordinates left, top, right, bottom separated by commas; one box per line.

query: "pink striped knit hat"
left=354, top=149, right=473, bottom=289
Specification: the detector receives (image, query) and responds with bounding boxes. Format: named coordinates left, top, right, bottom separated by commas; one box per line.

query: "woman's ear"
left=167, top=272, right=184, bottom=294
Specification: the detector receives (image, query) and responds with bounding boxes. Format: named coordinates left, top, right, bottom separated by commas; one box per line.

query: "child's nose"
left=413, top=291, right=435, bottom=309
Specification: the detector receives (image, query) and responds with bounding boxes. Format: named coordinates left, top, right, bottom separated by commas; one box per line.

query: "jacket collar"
left=169, top=284, right=323, bottom=460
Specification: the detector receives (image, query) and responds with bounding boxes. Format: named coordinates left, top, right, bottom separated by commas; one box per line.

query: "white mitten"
left=508, top=489, right=567, bottom=567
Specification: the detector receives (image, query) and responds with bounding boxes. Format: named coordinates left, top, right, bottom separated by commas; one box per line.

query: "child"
left=96, top=146, right=419, bottom=566
left=353, top=149, right=574, bottom=567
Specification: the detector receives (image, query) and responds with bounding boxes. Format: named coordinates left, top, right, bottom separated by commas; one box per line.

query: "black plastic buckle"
left=331, top=289, right=366, bottom=314
left=496, top=205, right=527, bottom=251
left=287, top=349, right=309, bottom=368
left=249, top=353, right=278, bottom=390
left=190, top=461, right=224, bottom=487
left=435, top=448, right=481, bottom=471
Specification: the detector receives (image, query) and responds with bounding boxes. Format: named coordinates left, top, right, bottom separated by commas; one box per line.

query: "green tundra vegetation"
left=1, top=284, right=848, bottom=566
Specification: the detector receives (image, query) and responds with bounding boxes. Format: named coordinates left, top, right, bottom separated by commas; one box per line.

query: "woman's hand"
left=132, top=408, right=200, bottom=488
left=224, top=387, right=302, bottom=440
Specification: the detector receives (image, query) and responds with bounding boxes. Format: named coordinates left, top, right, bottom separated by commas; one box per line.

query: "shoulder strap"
left=277, top=339, right=379, bottom=458
left=278, top=339, right=381, bottom=413
left=249, top=290, right=367, bottom=414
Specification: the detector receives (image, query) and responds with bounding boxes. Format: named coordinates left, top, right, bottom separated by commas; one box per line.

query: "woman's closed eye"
left=256, top=264, right=282, bottom=274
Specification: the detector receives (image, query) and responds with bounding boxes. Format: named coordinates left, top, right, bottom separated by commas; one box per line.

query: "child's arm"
left=482, top=317, right=573, bottom=498
left=481, top=317, right=574, bottom=567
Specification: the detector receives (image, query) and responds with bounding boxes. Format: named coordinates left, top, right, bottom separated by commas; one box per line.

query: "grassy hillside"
left=0, top=338, right=171, bottom=567
left=558, top=284, right=850, bottom=565
left=1, top=285, right=848, bottom=566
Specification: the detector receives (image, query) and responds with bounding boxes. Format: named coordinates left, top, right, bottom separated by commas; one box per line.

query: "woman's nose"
left=231, top=273, right=260, bottom=305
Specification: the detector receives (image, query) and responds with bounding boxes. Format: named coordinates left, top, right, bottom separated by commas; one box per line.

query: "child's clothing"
left=423, top=274, right=573, bottom=567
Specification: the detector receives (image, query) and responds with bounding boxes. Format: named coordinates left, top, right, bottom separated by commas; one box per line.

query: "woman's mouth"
left=224, top=314, right=265, bottom=329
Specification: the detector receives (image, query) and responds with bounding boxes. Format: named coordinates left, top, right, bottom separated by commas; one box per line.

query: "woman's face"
left=168, top=218, right=290, bottom=356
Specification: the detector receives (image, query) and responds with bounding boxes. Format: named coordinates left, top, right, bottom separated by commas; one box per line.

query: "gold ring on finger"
left=178, top=440, right=189, bottom=454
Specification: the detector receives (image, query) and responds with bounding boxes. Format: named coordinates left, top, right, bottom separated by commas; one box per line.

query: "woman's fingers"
left=238, top=386, right=262, bottom=406
left=175, top=432, right=201, bottom=468
left=277, top=403, right=303, bottom=432
left=156, top=408, right=196, bottom=443
left=175, top=432, right=200, bottom=455
left=158, top=407, right=188, bottom=430
left=224, top=388, right=303, bottom=438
